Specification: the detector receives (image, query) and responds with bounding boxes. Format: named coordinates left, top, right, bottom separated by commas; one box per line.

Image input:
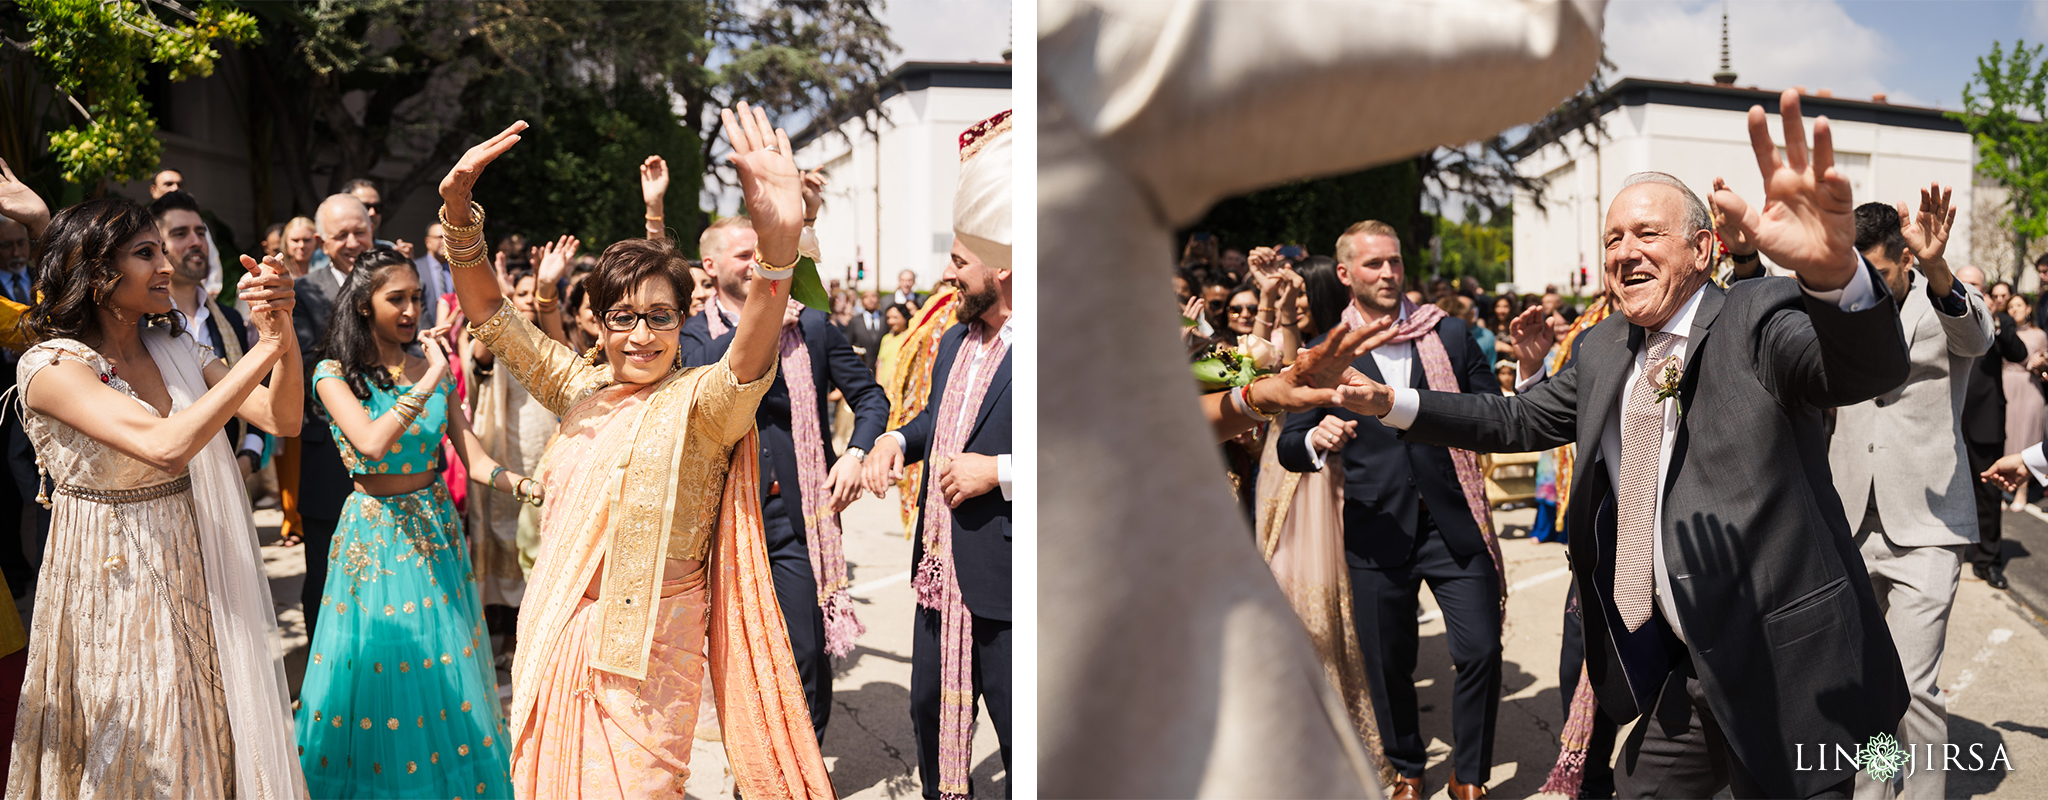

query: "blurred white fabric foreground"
left=1038, top=2, right=1604, bottom=796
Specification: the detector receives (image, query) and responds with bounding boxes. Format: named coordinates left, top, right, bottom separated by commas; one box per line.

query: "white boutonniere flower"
left=1652, top=354, right=1684, bottom=404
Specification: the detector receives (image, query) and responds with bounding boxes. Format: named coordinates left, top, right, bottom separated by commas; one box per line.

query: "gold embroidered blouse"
left=468, top=302, right=770, bottom=560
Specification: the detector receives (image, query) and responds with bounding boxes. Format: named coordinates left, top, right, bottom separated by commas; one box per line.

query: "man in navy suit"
left=866, top=237, right=1011, bottom=799
left=148, top=192, right=262, bottom=476
left=681, top=214, right=889, bottom=741
left=1276, top=220, right=1501, bottom=800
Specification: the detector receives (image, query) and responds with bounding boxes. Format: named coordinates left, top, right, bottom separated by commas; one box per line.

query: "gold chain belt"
left=57, top=475, right=192, bottom=504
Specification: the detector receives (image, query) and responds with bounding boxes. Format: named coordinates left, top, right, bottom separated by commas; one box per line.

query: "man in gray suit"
left=1347, top=92, right=1911, bottom=798
left=1828, top=192, right=1988, bottom=800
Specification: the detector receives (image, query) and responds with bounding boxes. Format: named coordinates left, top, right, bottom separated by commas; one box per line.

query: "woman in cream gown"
left=0, top=181, right=306, bottom=798
left=438, top=106, right=832, bottom=799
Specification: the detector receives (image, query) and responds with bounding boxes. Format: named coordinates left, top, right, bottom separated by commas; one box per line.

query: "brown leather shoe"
left=1388, top=776, right=1422, bottom=800
left=1448, top=775, right=1488, bottom=800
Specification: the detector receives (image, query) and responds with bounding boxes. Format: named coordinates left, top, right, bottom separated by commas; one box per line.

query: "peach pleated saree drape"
left=472, top=302, right=832, bottom=800
left=1254, top=429, right=1400, bottom=791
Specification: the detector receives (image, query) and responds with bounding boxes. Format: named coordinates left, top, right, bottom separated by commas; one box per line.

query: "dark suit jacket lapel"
left=1352, top=347, right=1387, bottom=387
left=1577, top=315, right=1631, bottom=463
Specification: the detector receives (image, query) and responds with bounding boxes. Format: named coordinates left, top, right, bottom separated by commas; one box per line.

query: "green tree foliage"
left=472, top=77, right=701, bottom=251
left=1952, top=39, right=2048, bottom=279
left=1182, top=161, right=1421, bottom=268
left=1433, top=206, right=1513, bottom=290
left=19, top=0, right=256, bottom=186
left=2, top=0, right=895, bottom=261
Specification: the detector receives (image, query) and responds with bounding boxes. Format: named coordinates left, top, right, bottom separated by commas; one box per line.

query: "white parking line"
left=1944, top=628, right=2014, bottom=707
left=850, top=570, right=912, bottom=598
left=1509, top=566, right=1573, bottom=595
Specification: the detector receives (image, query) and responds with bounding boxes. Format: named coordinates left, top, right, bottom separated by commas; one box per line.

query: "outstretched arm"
left=29, top=298, right=295, bottom=475
left=206, top=254, right=303, bottom=436
left=720, top=102, right=801, bottom=385
left=439, top=121, right=527, bottom=328
left=641, top=156, right=668, bottom=241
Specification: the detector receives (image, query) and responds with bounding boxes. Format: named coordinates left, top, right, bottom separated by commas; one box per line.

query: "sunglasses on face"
left=602, top=307, right=681, bottom=332
left=1228, top=304, right=1260, bottom=315
left=362, top=203, right=382, bottom=214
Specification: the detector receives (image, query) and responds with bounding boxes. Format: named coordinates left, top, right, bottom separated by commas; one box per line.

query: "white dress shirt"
left=881, top=317, right=1015, bottom=503
left=1384, top=257, right=1878, bottom=642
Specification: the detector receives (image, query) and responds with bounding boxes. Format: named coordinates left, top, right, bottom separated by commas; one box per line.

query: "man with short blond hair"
left=1279, top=218, right=1501, bottom=800
left=681, top=206, right=889, bottom=743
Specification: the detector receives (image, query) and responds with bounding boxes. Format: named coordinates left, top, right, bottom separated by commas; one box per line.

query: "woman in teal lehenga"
left=295, top=247, right=537, bottom=797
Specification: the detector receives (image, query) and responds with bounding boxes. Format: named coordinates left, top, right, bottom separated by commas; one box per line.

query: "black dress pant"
left=1616, top=637, right=1853, bottom=799
left=763, top=494, right=832, bottom=741
left=910, top=604, right=1010, bottom=799
left=1351, top=507, right=1502, bottom=786
left=298, top=515, right=340, bottom=648
left=0, top=410, right=48, bottom=593
left=1966, top=438, right=2005, bottom=567
left=1559, top=583, right=1619, bottom=799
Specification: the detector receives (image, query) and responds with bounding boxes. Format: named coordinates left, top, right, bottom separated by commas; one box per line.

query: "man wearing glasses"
left=681, top=212, right=889, bottom=744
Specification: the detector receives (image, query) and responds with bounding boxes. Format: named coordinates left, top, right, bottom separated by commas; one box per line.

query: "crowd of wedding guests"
left=1185, top=94, right=2048, bottom=800
left=0, top=101, right=1012, bottom=799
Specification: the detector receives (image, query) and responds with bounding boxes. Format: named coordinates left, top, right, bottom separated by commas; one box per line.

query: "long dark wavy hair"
left=313, top=246, right=417, bottom=420
left=27, top=198, right=183, bottom=344
left=1296, top=255, right=1350, bottom=338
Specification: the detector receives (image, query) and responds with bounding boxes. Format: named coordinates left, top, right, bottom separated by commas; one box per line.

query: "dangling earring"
left=582, top=345, right=601, bottom=366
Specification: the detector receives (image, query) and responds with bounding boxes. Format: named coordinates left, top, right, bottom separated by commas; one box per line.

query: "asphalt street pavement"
left=255, top=489, right=1003, bottom=799
left=1393, top=507, right=2048, bottom=800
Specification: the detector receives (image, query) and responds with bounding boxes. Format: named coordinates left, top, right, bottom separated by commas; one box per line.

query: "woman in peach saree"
left=436, top=105, right=833, bottom=799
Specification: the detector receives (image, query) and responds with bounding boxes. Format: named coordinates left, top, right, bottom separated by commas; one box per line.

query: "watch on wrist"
left=845, top=447, right=867, bottom=463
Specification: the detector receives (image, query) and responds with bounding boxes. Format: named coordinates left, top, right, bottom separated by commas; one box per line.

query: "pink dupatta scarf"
left=708, top=309, right=864, bottom=656
left=912, top=322, right=1009, bottom=799
left=509, top=366, right=833, bottom=799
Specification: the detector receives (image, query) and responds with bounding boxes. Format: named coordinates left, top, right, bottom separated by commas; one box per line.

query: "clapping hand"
left=1708, top=90, right=1857, bottom=291
left=0, top=157, right=49, bottom=239
left=1247, top=247, right=1284, bottom=295
left=236, top=253, right=297, bottom=316
left=802, top=168, right=826, bottom=221
left=239, top=254, right=296, bottom=346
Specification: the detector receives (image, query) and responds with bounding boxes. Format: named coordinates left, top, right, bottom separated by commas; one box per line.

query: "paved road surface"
left=1392, top=508, right=2048, bottom=799
left=250, top=490, right=1003, bottom=799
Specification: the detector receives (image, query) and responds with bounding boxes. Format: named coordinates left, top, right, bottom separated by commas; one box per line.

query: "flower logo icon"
left=1862, top=733, right=1908, bottom=782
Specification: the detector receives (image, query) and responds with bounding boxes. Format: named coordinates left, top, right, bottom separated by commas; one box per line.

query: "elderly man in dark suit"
left=865, top=236, right=1012, bottom=800
left=843, top=288, right=888, bottom=371
left=1955, top=264, right=2029, bottom=590
left=681, top=208, right=889, bottom=743
left=1276, top=218, right=1501, bottom=800
left=289, top=192, right=377, bottom=644
left=1350, top=92, right=1912, bottom=798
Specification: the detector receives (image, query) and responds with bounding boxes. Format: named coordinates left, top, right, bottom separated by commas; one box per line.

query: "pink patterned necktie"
left=1616, top=331, right=1679, bottom=632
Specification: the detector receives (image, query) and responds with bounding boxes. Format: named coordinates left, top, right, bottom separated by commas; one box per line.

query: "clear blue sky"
left=1609, top=0, right=2045, bottom=111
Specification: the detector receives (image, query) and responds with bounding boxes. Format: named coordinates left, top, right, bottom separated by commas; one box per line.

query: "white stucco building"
left=791, top=60, right=1012, bottom=294
left=1511, top=77, right=1977, bottom=294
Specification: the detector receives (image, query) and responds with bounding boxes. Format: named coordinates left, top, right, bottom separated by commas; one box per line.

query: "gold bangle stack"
left=534, top=295, right=560, bottom=313
left=510, top=477, right=543, bottom=507
left=390, top=390, right=431, bottom=427
left=439, top=201, right=489, bottom=269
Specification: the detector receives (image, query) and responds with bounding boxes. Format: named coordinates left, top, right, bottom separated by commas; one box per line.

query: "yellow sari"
left=469, top=304, right=833, bottom=800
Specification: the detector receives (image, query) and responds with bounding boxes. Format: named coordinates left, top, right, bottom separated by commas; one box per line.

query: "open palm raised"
left=1708, top=90, right=1859, bottom=291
